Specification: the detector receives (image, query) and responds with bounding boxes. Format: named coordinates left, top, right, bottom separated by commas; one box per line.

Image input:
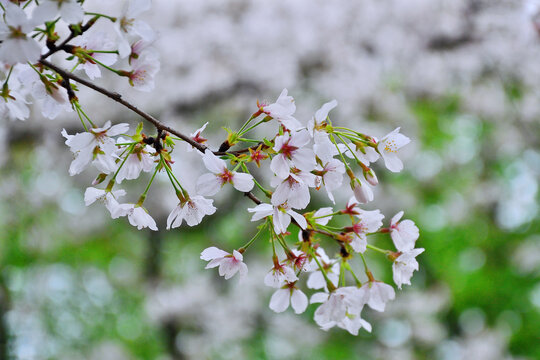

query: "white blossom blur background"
left=1, top=0, right=539, bottom=359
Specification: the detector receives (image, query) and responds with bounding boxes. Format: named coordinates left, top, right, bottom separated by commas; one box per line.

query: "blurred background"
left=1, top=0, right=540, bottom=359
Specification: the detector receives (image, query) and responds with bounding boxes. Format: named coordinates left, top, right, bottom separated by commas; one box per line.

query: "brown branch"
left=39, top=60, right=262, bottom=157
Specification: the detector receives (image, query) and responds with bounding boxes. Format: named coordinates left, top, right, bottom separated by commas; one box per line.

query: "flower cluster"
left=0, top=0, right=159, bottom=121
left=0, top=1, right=423, bottom=334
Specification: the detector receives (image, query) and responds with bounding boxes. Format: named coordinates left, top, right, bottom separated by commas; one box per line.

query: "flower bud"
left=352, top=180, right=370, bottom=204
left=364, top=169, right=378, bottom=186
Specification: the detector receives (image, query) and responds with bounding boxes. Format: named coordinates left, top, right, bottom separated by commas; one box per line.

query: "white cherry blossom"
left=117, top=204, right=158, bottom=231
left=72, top=32, right=118, bottom=80
left=315, top=159, right=345, bottom=204
left=34, top=0, right=84, bottom=24
left=393, top=248, right=425, bottom=289
left=115, top=144, right=156, bottom=183
left=196, top=150, right=254, bottom=196
left=347, top=208, right=384, bottom=253
left=115, top=0, right=155, bottom=58
left=343, top=142, right=380, bottom=166
left=248, top=203, right=306, bottom=235
left=271, top=130, right=315, bottom=179
left=359, top=281, right=395, bottom=312
left=18, top=68, right=71, bottom=119
left=167, top=195, right=216, bottom=229
left=200, top=247, right=248, bottom=280
left=62, top=121, right=129, bottom=176
left=269, top=284, right=308, bottom=314
left=307, top=99, right=337, bottom=137
left=306, top=248, right=339, bottom=290
left=270, top=169, right=316, bottom=209
left=351, top=176, right=374, bottom=204
left=312, top=286, right=371, bottom=334
left=0, top=86, right=29, bottom=121
left=377, top=127, right=411, bottom=172
left=390, top=211, right=420, bottom=252
left=261, top=88, right=302, bottom=130
left=84, top=187, right=126, bottom=218
left=0, top=3, right=41, bottom=64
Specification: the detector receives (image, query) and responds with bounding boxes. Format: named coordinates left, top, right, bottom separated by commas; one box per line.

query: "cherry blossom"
left=196, top=150, right=254, bottom=196
left=270, top=130, right=315, bottom=179
left=390, top=211, right=420, bottom=252
left=0, top=85, right=29, bottom=121
left=72, top=32, right=118, bottom=80
left=343, top=142, right=380, bottom=166
left=347, top=208, right=384, bottom=253
left=351, top=176, right=374, bottom=204
left=260, top=88, right=302, bottom=130
left=84, top=187, right=126, bottom=218
left=62, top=121, right=130, bottom=176
left=392, top=248, right=425, bottom=289
left=308, top=100, right=339, bottom=162
left=115, top=144, right=156, bottom=183
left=200, top=247, right=248, bottom=280
left=18, top=68, right=71, bottom=119
left=377, top=127, right=411, bottom=172
left=315, top=159, right=345, bottom=203
left=166, top=195, right=217, bottom=229
left=248, top=203, right=307, bottom=234
left=307, top=99, right=337, bottom=137
left=305, top=248, right=339, bottom=290
left=0, top=3, right=41, bottom=64
left=359, top=281, right=396, bottom=312
left=269, top=283, right=308, bottom=314
left=312, top=287, right=371, bottom=334
left=115, top=0, right=155, bottom=58
left=116, top=203, right=158, bottom=231
left=264, top=263, right=298, bottom=288
left=35, top=0, right=84, bottom=25
left=124, top=53, right=160, bottom=92
left=186, top=122, right=208, bottom=152
left=270, top=169, right=316, bottom=209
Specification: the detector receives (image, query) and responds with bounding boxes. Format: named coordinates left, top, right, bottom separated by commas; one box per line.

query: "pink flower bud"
left=364, top=170, right=378, bottom=186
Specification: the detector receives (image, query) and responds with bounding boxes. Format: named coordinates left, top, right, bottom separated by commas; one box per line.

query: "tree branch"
left=39, top=60, right=260, bottom=157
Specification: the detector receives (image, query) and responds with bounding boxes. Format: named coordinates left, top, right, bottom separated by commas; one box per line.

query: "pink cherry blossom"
left=200, top=247, right=248, bottom=280
left=270, top=130, right=315, bottom=179
left=390, top=211, right=419, bottom=252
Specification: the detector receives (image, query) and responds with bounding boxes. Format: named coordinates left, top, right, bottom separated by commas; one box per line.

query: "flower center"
left=280, top=142, right=298, bottom=159
left=218, top=169, right=234, bottom=185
